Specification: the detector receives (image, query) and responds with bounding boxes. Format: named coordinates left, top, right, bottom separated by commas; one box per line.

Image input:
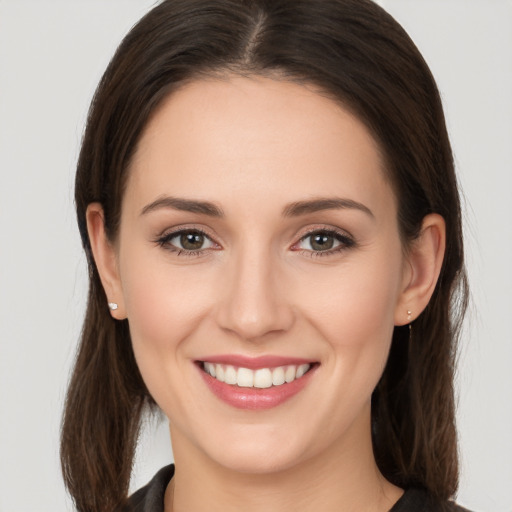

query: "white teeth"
left=285, top=365, right=296, bottom=383
left=237, top=367, right=254, bottom=387
left=203, top=362, right=311, bottom=388
left=204, top=362, right=216, bottom=377
left=272, top=366, right=285, bottom=386
left=296, top=364, right=309, bottom=378
left=224, top=365, right=237, bottom=385
left=215, top=364, right=225, bottom=382
left=254, top=368, right=272, bottom=388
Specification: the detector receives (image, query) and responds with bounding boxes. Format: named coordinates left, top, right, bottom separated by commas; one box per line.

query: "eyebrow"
left=282, top=197, right=374, bottom=219
left=140, top=196, right=225, bottom=217
left=140, top=195, right=374, bottom=219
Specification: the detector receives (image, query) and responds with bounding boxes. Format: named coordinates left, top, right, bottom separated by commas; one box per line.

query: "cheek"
left=119, top=249, right=215, bottom=359
left=296, top=244, right=404, bottom=369
left=305, top=277, right=396, bottom=336
left=119, top=252, right=219, bottom=412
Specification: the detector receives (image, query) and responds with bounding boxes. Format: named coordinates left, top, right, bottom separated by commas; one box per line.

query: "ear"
left=86, top=203, right=126, bottom=319
left=394, top=213, right=446, bottom=326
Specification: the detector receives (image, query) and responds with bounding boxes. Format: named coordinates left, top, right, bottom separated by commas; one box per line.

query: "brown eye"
left=180, top=232, right=206, bottom=250
left=158, top=229, right=216, bottom=253
left=310, top=233, right=335, bottom=251
left=295, top=229, right=354, bottom=254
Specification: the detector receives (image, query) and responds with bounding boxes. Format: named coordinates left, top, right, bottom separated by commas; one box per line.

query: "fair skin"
left=87, top=76, right=445, bottom=512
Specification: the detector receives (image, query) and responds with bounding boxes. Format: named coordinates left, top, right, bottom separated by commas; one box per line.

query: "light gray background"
left=0, top=1, right=511, bottom=511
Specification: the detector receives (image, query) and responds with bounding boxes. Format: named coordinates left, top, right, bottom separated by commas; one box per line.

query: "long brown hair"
left=61, top=1, right=468, bottom=510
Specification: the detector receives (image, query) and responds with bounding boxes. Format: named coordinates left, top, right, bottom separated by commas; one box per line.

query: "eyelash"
left=293, top=228, right=356, bottom=258
left=154, top=227, right=216, bottom=257
left=154, top=227, right=356, bottom=258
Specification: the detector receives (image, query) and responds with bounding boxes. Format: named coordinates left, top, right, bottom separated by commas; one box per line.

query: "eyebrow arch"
left=140, top=195, right=373, bottom=219
left=140, top=196, right=224, bottom=217
left=282, top=197, right=374, bottom=219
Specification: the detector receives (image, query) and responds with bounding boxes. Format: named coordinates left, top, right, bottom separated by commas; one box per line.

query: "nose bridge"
left=216, top=240, right=293, bottom=340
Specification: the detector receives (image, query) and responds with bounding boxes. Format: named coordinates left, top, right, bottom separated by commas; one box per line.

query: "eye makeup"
left=153, top=226, right=221, bottom=258
left=153, top=223, right=357, bottom=259
left=291, top=227, right=356, bottom=258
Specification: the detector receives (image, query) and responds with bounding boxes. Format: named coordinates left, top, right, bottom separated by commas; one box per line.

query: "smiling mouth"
left=200, top=362, right=313, bottom=389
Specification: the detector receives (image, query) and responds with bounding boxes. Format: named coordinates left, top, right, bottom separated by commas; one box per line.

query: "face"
left=111, top=76, right=411, bottom=474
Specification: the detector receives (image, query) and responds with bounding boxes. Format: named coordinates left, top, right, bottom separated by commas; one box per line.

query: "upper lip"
left=197, top=354, right=316, bottom=370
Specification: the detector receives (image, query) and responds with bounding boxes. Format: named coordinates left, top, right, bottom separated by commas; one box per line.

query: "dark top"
left=124, top=465, right=472, bottom=512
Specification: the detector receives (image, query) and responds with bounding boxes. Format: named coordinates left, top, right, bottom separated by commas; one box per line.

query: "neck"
left=165, top=405, right=403, bottom=512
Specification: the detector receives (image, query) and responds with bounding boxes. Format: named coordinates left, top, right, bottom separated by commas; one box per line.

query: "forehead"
left=126, top=75, right=394, bottom=218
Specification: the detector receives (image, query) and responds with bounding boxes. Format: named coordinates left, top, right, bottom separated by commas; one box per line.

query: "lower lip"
left=198, top=364, right=317, bottom=410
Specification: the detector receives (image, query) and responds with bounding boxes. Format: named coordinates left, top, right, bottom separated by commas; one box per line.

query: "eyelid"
left=154, top=225, right=222, bottom=254
left=293, top=224, right=354, bottom=242
left=156, top=222, right=216, bottom=238
left=290, top=225, right=356, bottom=254
left=153, top=223, right=355, bottom=258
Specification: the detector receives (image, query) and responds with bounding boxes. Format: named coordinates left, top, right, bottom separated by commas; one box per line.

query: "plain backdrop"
left=0, top=1, right=511, bottom=511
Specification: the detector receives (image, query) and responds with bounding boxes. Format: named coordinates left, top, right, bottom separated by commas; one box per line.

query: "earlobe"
left=86, top=203, right=126, bottom=319
left=394, top=214, right=446, bottom=326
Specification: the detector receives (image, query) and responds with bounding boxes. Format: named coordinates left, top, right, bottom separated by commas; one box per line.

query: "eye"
left=294, top=229, right=355, bottom=254
left=156, top=229, right=218, bottom=254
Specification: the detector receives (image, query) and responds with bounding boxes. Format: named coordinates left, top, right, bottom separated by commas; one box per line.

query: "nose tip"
left=214, top=254, right=294, bottom=341
left=220, top=300, right=294, bottom=341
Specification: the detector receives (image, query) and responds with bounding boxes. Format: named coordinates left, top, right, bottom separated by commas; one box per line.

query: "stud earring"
left=407, top=310, right=413, bottom=338
left=108, top=302, right=118, bottom=311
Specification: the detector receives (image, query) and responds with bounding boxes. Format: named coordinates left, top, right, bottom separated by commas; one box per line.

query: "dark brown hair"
left=61, top=1, right=468, bottom=510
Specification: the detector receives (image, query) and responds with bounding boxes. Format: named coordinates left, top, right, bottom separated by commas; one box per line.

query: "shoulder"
left=392, top=488, right=474, bottom=512
left=120, top=465, right=175, bottom=512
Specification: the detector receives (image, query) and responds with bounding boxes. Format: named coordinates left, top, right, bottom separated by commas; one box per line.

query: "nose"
left=214, top=246, right=295, bottom=341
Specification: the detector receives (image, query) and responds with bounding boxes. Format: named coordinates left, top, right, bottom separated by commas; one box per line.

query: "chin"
left=210, top=444, right=305, bottom=475
left=192, top=422, right=315, bottom=475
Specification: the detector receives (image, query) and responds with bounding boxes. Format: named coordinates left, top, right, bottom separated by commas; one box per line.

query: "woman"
left=61, top=0, right=469, bottom=511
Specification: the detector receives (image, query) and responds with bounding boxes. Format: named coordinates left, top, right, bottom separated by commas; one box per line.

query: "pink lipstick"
left=196, top=355, right=317, bottom=410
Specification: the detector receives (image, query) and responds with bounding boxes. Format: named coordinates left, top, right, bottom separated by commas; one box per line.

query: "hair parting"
left=62, top=1, right=468, bottom=510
